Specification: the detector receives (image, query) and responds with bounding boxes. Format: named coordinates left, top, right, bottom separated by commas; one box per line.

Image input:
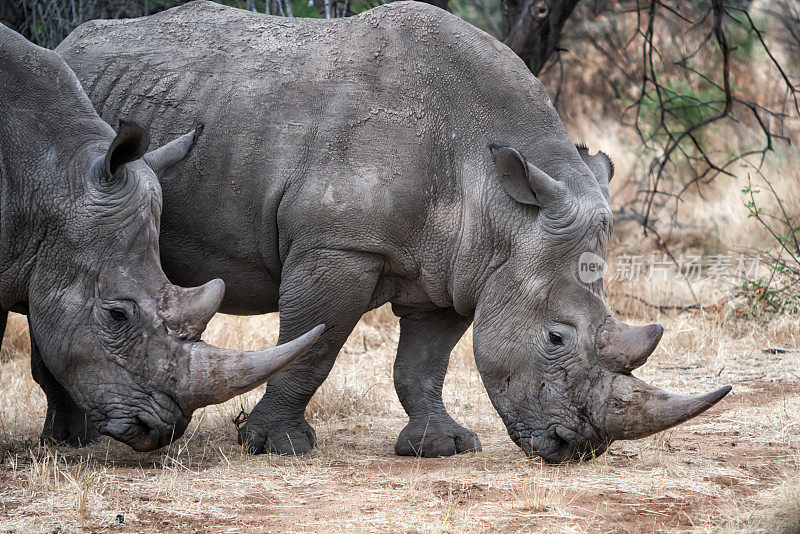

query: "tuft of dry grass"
left=0, top=313, right=30, bottom=363
left=1, top=48, right=798, bottom=529
left=1, top=292, right=799, bottom=532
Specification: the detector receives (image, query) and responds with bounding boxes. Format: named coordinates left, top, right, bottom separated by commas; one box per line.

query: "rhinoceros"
left=56, top=1, right=730, bottom=462
left=0, top=24, right=322, bottom=452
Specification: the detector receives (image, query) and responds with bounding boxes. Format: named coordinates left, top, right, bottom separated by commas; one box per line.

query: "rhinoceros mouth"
left=102, top=414, right=190, bottom=452
left=515, top=425, right=609, bottom=464
left=128, top=414, right=190, bottom=452
left=97, top=394, right=191, bottom=452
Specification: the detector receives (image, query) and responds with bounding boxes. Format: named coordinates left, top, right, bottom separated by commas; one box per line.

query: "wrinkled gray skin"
left=56, top=1, right=730, bottom=462
left=0, top=25, right=321, bottom=452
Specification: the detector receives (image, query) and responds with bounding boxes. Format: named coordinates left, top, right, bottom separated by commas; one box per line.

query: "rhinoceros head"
left=25, top=119, right=321, bottom=451
left=1, top=26, right=321, bottom=452
left=469, top=144, right=730, bottom=463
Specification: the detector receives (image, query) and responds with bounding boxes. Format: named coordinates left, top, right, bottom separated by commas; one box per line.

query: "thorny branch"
left=7, top=1, right=798, bottom=248
left=741, top=170, right=800, bottom=313
left=623, top=1, right=799, bottom=235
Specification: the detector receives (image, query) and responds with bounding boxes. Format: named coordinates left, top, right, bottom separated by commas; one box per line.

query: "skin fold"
left=55, top=1, right=730, bottom=461
left=0, top=24, right=320, bottom=452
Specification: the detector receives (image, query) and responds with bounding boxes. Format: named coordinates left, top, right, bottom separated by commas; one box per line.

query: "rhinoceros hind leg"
left=30, top=331, right=101, bottom=446
left=392, top=307, right=479, bottom=457
left=237, top=250, right=382, bottom=454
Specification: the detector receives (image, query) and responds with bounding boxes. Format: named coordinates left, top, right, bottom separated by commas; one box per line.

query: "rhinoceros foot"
left=237, top=416, right=316, bottom=455
left=395, top=414, right=481, bottom=457
left=40, top=403, right=102, bottom=447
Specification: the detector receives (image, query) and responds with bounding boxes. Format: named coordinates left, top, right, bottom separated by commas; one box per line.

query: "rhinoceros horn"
left=598, top=374, right=732, bottom=441
left=177, top=324, right=325, bottom=412
left=592, top=319, right=731, bottom=441
left=157, top=278, right=324, bottom=411
left=159, top=279, right=226, bottom=340
left=597, top=320, right=664, bottom=373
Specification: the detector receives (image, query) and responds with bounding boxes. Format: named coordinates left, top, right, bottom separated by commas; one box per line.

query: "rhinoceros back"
left=58, top=1, right=481, bottom=154
left=57, top=1, right=584, bottom=314
left=57, top=0, right=565, bottom=176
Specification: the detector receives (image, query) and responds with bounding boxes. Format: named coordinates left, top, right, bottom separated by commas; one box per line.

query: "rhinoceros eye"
left=109, top=307, right=129, bottom=322
left=548, top=331, right=564, bottom=346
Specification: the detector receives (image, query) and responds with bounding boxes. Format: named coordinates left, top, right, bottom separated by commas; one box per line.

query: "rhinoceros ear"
left=489, top=145, right=564, bottom=207
left=576, top=144, right=614, bottom=184
left=103, top=121, right=150, bottom=182
left=143, top=123, right=203, bottom=178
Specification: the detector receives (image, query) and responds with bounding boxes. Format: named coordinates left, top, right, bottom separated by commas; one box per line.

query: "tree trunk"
left=0, top=1, right=26, bottom=34
left=501, top=0, right=580, bottom=75
left=412, top=0, right=579, bottom=75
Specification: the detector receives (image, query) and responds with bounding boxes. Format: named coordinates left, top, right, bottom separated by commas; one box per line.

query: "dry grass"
left=1, top=281, right=799, bottom=532
left=1, top=28, right=798, bottom=531
left=1, top=127, right=799, bottom=531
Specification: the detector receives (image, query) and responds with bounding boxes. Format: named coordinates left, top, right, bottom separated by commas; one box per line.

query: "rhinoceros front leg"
left=237, top=249, right=382, bottom=455
left=393, top=307, right=481, bottom=457
left=30, top=329, right=100, bottom=446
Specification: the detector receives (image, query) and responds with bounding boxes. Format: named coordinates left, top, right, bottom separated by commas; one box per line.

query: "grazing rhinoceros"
left=0, top=24, right=322, bottom=452
left=56, top=0, right=730, bottom=462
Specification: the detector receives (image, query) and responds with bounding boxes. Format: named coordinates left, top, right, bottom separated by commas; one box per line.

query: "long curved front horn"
left=596, top=373, right=732, bottom=440
left=177, top=324, right=325, bottom=411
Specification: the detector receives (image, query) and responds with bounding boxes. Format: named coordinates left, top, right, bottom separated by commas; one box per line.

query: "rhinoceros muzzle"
left=100, top=406, right=190, bottom=453
left=128, top=413, right=190, bottom=452
left=518, top=425, right=609, bottom=464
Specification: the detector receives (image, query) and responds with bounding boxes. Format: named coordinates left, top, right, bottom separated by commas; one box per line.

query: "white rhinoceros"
left=0, top=23, right=320, bottom=451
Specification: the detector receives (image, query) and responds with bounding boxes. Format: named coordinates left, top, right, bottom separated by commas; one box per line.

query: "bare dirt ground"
left=3, top=1, right=798, bottom=530
left=1, top=113, right=798, bottom=533
left=1, top=295, right=799, bottom=533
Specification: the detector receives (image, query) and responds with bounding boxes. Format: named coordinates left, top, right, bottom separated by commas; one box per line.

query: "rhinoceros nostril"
left=129, top=417, right=162, bottom=452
